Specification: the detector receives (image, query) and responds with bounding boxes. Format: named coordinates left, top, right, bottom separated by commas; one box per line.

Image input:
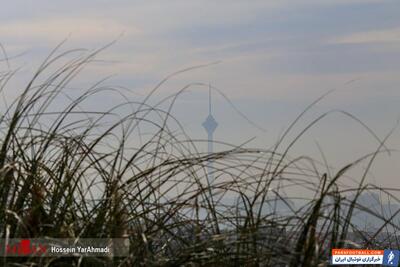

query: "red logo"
left=6, top=239, right=47, bottom=256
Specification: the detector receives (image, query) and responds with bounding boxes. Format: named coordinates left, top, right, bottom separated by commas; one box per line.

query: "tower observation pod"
left=202, top=86, right=218, bottom=185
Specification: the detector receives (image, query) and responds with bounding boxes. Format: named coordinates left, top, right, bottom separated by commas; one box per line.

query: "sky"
left=1, top=0, right=400, bottom=190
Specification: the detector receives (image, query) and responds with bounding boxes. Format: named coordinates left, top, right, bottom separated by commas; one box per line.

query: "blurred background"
left=1, top=0, right=399, bottom=191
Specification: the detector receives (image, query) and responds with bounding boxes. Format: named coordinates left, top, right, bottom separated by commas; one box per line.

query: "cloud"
left=0, top=17, right=139, bottom=44
left=329, top=27, right=400, bottom=44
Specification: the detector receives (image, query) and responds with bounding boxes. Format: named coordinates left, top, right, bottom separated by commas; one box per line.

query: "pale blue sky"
left=1, top=0, right=400, bottom=189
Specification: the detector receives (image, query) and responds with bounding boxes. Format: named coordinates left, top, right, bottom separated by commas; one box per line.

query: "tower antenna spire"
left=209, top=84, right=212, bottom=114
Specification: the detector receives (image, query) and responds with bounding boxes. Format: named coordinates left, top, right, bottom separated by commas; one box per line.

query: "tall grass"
left=0, top=45, right=399, bottom=266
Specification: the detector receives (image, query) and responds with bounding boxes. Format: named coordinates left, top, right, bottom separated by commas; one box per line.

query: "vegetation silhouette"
left=0, top=43, right=398, bottom=266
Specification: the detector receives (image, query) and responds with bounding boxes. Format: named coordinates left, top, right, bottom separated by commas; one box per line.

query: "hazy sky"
left=1, top=0, right=400, bottom=189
